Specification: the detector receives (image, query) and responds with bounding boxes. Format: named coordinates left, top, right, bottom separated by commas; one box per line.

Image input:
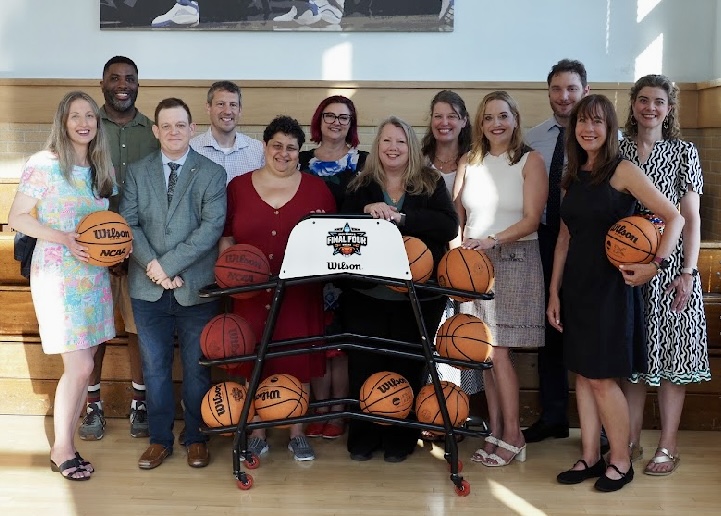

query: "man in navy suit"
left=120, top=97, right=226, bottom=470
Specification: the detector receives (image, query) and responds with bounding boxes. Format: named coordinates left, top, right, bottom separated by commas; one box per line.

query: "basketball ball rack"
left=199, top=214, right=493, bottom=496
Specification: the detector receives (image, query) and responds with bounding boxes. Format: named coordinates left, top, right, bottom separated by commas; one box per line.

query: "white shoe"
left=297, top=0, right=343, bottom=26
left=151, top=0, right=199, bottom=28
left=273, top=5, right=298, bottom=22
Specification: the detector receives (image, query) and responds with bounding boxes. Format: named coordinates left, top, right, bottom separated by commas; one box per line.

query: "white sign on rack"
left=280, top=216, right=411, bottom=280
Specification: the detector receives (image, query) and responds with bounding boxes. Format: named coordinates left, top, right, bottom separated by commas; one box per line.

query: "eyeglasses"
left=322, top=112, right=352, bottom=125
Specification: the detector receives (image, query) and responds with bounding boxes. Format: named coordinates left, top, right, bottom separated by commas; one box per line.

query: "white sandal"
left=482, top=438, right=527, bottom=467
left=644, top=447, right=680, bottom=476
left=471, top=435, right=499, bottom=462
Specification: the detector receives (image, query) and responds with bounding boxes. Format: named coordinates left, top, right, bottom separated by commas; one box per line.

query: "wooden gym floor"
left=0, top=415, right=719, bottom=516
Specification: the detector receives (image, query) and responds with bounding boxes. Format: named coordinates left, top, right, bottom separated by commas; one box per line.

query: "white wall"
left=0, top=0, right=717, bottom=82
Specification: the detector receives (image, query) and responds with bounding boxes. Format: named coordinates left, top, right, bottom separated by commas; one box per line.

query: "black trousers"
left=341, top=289, right=446, bottom=457
left=536, top=223, right=569, bottom=426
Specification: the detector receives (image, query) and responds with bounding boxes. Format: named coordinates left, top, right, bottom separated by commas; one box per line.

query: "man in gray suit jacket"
left=120, top=97, right=226, bottom=470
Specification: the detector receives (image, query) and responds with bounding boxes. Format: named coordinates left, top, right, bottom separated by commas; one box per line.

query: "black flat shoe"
left=350, top=452, right=373, bottom=461
left=383, top=452, right=408, bottom=463
left=522, top=420, right=569, bottom=443
left=594, top=464, right=634, bottom=492
left=557, top=458, right=606, bottom=484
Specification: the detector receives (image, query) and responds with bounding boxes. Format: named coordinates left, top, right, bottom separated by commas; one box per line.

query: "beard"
left=102, top=87, right=138, bottom=113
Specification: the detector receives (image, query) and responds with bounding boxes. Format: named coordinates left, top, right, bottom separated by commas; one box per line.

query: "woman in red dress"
left=220, top=115, right=336, bottom=461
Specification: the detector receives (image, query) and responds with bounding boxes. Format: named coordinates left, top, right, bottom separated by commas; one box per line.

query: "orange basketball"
left=437, top=248, right=495, bottom=301
left=605, top=215, right=660, bottom=268
left=436, top=314, right=493, bottom=366
left=415, top=381, right=470, bottom=435
left=389, top=236, right=435, bottom=292
left=214, top=244, right=271, bottom=300
left=75, top=211, right=133, bottom=267
left=359, top=371, right=414, bottom=422
left=201, top=382, right=255, bottom=433
left=200, top=313, right=255, bottom=368
left=254, top=374, right=309, bottom=423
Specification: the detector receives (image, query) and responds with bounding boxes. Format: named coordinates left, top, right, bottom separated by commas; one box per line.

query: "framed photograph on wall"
left=100, top=1, right=455, bottom=32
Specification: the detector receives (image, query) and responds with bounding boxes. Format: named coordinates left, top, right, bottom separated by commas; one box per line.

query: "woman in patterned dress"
left=8, top=91, right=116, bottom=480
left=620, top=75, right=710, bottom=476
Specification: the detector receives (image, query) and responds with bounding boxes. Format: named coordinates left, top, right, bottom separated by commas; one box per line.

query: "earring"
left=631, top=117, right=637, bottom=126
left=663, top=117, right=669, bottom=130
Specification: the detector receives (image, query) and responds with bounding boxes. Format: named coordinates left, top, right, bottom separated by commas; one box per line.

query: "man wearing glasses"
left=190, top=81, right=264, bottom=184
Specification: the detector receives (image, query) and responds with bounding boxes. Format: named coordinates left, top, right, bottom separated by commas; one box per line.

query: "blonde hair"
left=46, top=91, right=114, bottom=198
left=468, top=91, right=530, bottom=166
left=349, top=116, right=439, bottom=196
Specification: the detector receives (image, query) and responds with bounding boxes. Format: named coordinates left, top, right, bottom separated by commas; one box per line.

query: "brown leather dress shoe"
left=186, top=442, right=210, bottom=468
left=138, top=444, right=172, bottom=470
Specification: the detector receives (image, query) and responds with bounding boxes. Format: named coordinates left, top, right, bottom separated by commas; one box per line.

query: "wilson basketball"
left=605, top=215, right=660, bottom=268
left=437, top=248, right=495, bottom=301
left=415, top=382, right=470, bottom=435
left=214, top=244, right=271, bottom=300
left=436, top=314, right=493, bottom=366
left=389, top=236, right=435, bottom=292
left=75, top=211, right=133, bottom=267
left=254, top=374, right=309, bottom=423
left=200, top=313, right=255, bottom=369
left=359, top=371, right=414, bottom=422
left=201, top=382, right=255, bottom=433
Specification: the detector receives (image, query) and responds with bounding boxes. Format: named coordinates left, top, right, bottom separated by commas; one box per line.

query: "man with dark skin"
left=78, top=56, right=159, bottom=441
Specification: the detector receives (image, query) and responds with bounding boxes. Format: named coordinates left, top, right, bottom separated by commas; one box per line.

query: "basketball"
left=605, top=215, right=660, bottom=268
left=201, top=382, right=255, bottom=433
left=75, top=211, right=133, bottom=267
left=254, top=374, right=309, bottom=423
left=359, top=371, right=414, bottom=422
left=436, top=314, right=493, bottom=366
left=415, top=381, right=470, bottom=435
left=437, top=248, right=495, bottom=301
left=214, top=244, right=271, bottom=299
left=200, top=313, right=255, bottom=368
left=389, top=236, right=435, bottom=292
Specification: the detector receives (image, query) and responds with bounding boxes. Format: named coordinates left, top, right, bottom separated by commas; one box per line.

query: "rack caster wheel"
left=244, top=454, right=260, bottom=470
left=454, top=479, right=470, bottom=497
left=447, top=459, right=463, bottom=473
left=236, top=473, right=254, bottom=490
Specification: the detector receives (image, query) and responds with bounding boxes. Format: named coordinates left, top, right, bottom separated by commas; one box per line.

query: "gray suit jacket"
left=120, top=148, right=227, bottom=306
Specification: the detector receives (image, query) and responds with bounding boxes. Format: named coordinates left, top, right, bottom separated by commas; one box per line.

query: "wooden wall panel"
left=0, top=79, right=636, bottom=129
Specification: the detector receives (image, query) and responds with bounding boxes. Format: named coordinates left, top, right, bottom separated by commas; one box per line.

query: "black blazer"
left=341, top=174, right=458, bottom=268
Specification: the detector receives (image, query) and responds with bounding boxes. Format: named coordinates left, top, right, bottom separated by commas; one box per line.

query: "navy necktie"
left=546, top=127, right=565, bottom=229
left=167, top=162, right=180, bottom=204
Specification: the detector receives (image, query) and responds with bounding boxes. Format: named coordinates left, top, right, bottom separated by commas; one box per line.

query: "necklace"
left=434, top=155, right=456, bottom=165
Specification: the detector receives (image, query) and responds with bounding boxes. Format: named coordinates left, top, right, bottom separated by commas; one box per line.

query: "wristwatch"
left=487, top=234, right=499, bottom=249
left=652, top=256, right=670, bottom=270
left=681, top=267, right=699, bottom=276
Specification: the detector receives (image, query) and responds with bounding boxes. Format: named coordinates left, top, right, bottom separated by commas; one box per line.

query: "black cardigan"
left=341, top=175, right=458, bottom=268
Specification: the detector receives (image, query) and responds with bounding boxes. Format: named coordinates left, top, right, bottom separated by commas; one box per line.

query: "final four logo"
left=327, top=223, right=368, bottom=256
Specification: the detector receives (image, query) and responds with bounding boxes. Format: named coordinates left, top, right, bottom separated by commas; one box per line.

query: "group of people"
left=8, top=55, right=709, bottom=492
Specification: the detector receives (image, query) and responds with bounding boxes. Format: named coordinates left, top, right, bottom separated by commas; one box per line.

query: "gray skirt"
left=459, top=239, right=545, bottom=349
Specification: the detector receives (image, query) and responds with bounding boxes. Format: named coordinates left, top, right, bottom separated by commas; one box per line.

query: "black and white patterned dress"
left=620, top=137, right=711, bottom=386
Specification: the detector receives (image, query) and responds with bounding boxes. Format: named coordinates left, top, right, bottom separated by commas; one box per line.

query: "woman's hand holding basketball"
left=364, top=202, right=397, bottom=221
left=461, top=237, right=494, bottom=251
left=619, top=263, right=657, bottom=286
left=665, top=274, right=692, bottom=312
left=546, top=294, right=562, bottom=332
left=63, top=231, right=89, bottom=262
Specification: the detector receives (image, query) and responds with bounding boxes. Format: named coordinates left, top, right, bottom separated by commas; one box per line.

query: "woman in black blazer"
left=341, top=116, right=458, bottom=462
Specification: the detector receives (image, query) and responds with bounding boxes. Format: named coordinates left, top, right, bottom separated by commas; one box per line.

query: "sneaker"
left=247, top=436, right=269, bottom=457
left=305, top=422, right=325, bottom=438
left=151, top=0, right=199, bottom=28
left=273, top=5, right=297, bottom=22
left=79, top=402, right=106, bottom=441
left=322, top=422, right=345, bottom=440
left=129, top=401, right=149, bottom=438
left=288, top=435, right=315, bottom=461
